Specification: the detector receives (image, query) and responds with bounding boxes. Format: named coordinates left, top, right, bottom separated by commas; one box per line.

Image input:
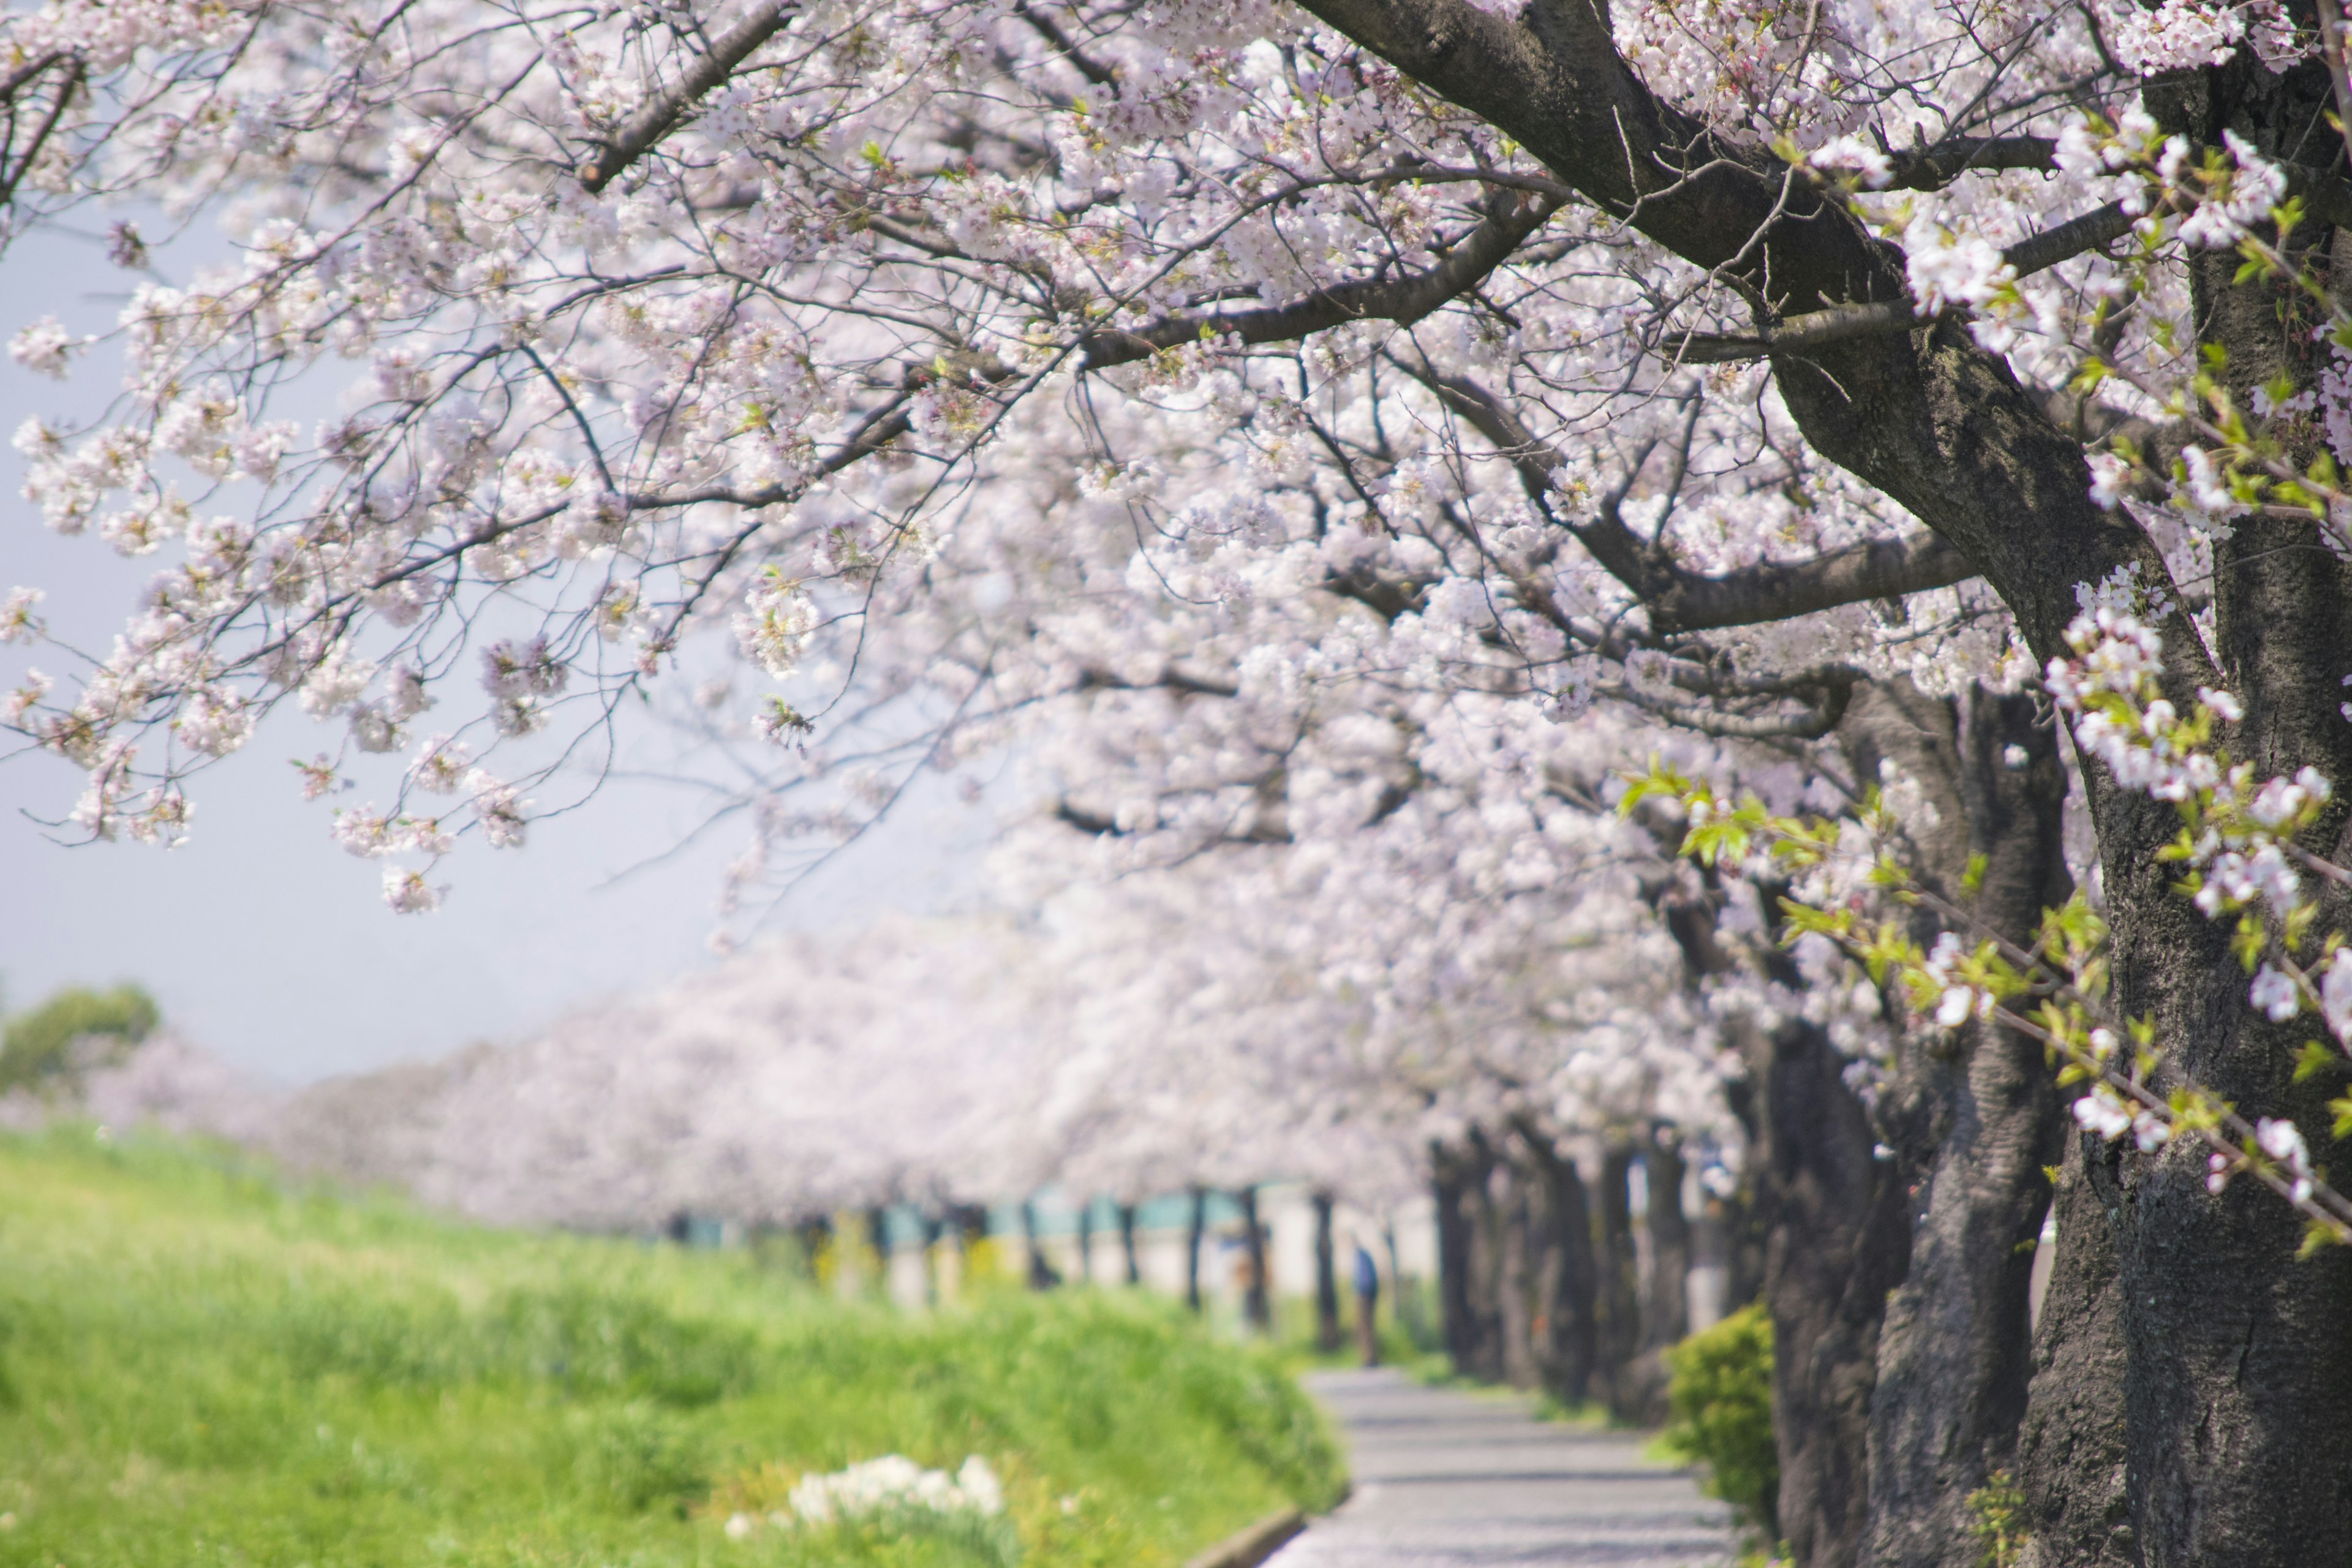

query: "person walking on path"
left=1351, top=1242, right=1381, bottom=1366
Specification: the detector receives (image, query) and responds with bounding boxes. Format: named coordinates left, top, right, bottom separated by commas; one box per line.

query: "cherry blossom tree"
left=20, top=0, right=2352, bottom=1561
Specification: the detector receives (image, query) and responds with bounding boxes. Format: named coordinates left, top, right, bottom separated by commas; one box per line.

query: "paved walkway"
left=1268, top=1368, right=1736, bottom=1568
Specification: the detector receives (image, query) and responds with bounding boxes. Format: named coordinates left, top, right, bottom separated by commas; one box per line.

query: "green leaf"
left=2295, top=1041, right=2341, bottom=1084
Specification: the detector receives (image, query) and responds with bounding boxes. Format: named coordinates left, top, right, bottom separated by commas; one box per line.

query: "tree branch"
left=1882, top=136, right=2059, bottom=190
left=1422, top=368, right=1980, bottom=631
left=1297, top=0, right=2208, bottom=685
left=580, top=1, right=796, bottom=194
left=1613, top=669, right=1857, bottom=739
left=1080, top=193, right=1559, bottom=369
left=1013, top=1, right=1117, bottom=88
left=1676, top=200, right=2137, bottom=363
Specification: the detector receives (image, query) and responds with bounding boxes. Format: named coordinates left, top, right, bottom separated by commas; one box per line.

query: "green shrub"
left=1658, top=1303, right=1777, bottom=1542
left=0, top=983, right=159, bottom=1093
left=1966, top=1468, right=2027, bottom=1568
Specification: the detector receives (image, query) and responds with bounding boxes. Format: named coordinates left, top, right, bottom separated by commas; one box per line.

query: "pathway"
left=1266, top=1368, right=1737, bottom=1568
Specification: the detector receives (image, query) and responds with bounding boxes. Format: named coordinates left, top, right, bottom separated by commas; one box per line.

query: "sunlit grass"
left=0, top=1129, right=1344, bottom=1567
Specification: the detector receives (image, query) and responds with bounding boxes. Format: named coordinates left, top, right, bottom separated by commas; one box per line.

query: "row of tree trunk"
left=1427, top=1121, right=1750, bottom=1422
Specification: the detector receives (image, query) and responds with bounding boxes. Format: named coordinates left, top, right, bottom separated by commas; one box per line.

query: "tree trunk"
left=1257, top=17, right=2352, bottom=1560
left=1520, top=1123, right=1599, bottom=1406
left=1435, top=1150, right=1471, bottom=1364
left=1434, top=1139, right=1503, bottom=1379
left=1596, top=1133, right=1694, bottom=1427
left=1653, top=851, right=1907, bottom=1567
left=1118, top=1202, right=1141, bottom=1286
left=1238, top=1185, right=1270, bottom=1335
left=1846, top=681, right=2074, bottom=1568
left=1185, top=1185, right=1207, bottom=1313
left=1464, top=1134, right=1507, bottom=1381
left=1594, top=1142, right=1643, bottom=1418
left=1313, top=1190, right=1344, bottom=1353
left=1498, top=1156, right=1540, bottom=1390
left=2013, top=1131, right=2135, bottom=1568
left=1750, top=1013, right=1911, bottom=1568
left=921, top=1212, right=944, bottom=1306
left=1643, top=1133, right=1691, bottom=1351
left=1077, top=1198, right=1095, bottom=1285
left=1998, top=59, right=2352, bottom=1567
left=865, top=1205, right=892, bottom=1299
left=1021, top=1199, right=1061, bottom=1291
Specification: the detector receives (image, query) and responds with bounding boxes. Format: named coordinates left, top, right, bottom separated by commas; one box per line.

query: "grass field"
left=0, top=1129, right=1345, bottom=1568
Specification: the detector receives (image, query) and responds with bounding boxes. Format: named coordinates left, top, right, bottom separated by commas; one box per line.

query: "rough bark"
left=1295, top=0, right=2191, bottom=676
left=1313, top=1190, right=1344, bottom=1352
left=1750, top=1014, right=1912, bottom=1568
left=1845, top=681, right=2074, bottom=1568
left=1656, top=863, right=1902, bottom=1567
left=2005, top=56, right=2352, bottom=1568
left=2014, top=1132, right=2136, bottom=1568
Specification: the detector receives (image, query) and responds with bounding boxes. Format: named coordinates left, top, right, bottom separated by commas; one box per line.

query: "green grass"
left=0, top=1129, right=1344, bottom=1568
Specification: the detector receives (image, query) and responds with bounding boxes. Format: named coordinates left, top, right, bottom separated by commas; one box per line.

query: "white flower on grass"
left=775, top=1455, right=1004, bottom=1530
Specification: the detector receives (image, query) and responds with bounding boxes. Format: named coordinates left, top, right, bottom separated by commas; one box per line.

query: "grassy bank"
left=0, top=1129, right=1344, bottom=1568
